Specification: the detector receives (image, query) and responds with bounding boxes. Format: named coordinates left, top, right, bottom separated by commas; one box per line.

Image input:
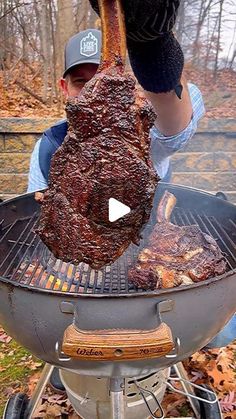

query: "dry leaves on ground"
left=185, top=344, right=236, bottom=418
left=1, top=66, right=236, bottom=119
left=0, top=330, right=235, bottom=418
left=0, top=329, right=12, bottom=344
left=32, top=393, right=74, bottom=418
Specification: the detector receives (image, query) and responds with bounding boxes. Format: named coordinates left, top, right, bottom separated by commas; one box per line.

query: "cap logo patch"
left=80, top=32, right=98, bottom=57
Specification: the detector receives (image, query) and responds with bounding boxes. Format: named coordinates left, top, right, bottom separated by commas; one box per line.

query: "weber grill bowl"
left=0, top=184, right=235, bottom=377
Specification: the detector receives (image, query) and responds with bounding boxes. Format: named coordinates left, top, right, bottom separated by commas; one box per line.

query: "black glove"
left=120, top=0, right=180, bottom=41
left=89, top=0, right=184, bottom=96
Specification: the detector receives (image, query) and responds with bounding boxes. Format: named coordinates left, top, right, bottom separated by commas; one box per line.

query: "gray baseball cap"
left=63, top=29, right=101, bottom=78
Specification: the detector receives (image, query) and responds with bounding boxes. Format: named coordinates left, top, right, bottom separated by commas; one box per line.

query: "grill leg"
left=173, top=362, right=201, bottom=419
left=24, top=363, right=55, bottom=418
left=110, top=378, right=125, bottom=419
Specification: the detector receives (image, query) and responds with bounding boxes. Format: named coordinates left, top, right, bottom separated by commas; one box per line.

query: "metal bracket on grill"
left=165, top=337, right=181, bottom=359
left=55, top=341, right=71, bottom=362
left=157, top=299, right=181, bottom=359
left=60, top=302, right=74, bottom=314
left=158, top=300, right=175, bottom=313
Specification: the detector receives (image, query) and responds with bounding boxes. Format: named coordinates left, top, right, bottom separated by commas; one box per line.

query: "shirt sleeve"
left=150, top=83, right=205, bottom=159
left=27, top=138, right=48, bottom=193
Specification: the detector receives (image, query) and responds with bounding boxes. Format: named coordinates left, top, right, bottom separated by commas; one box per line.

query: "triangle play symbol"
left=109, top=198, right=131, bottom=222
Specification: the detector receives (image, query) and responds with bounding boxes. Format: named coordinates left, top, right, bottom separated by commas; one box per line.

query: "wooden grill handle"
left=62, top=322, right=174, bottom=361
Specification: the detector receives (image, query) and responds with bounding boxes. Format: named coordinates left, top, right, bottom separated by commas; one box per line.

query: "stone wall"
left=172, top=119, right=236, bottom=204
left=0, top=118, right=235, bottom=203
left=0, top=118, right=58, bottom=201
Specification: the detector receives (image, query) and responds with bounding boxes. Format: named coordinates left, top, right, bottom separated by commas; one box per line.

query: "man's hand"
left=35, top=192, right=45, bottom=203
left=121, top=0, right=180, bottom=42
left=90, top=0, right=180, bottom=40
left=89, top=0, right=192, bottom=137
left=89, top=0, right=184, bottom=95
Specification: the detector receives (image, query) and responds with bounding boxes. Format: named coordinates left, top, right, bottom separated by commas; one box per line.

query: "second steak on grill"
left=129, top=191, right=227, bottom=290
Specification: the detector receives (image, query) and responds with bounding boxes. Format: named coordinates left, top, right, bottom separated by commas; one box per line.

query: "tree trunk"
left=192, top=0, right=215, bottom=66
left=175, top=0, right=185, bottom=44
left=213, top=0, right=224, bottom=80
left=56, top=0, right=76, bottom=78
left=0, top=0, right=8, bottom=74
left=41, top=1, right=49, bottom=101
left=204, top=11, right=218, bottom=76
left=49, top=0, right=59, bottom=101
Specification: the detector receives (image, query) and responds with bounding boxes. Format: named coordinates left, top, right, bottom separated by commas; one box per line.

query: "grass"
left=0, top=339, right=42, bottom=417
left=178, top=403, right=192, bottom=417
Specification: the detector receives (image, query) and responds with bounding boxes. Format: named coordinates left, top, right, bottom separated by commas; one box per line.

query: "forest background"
left=0, top=0, right=236, bottom=118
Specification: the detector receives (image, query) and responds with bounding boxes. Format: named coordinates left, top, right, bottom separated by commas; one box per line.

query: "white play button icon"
left=109, top=198, right=131, bottom=222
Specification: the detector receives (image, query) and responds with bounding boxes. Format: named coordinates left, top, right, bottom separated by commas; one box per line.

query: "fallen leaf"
left=224, top=411, right=236, bottom=419
left=47, top=394, right=68, bottom=405
left=27, top=371, right=42, bottom=396
left=220, top=392, right=236, bottom=413
left=189, top=351, right=210, bottom=368
left=0, top=332, right=12, bottom=344
left=217, top=348, right=235, bottom=373
left=32, top=401, right=47, bottom=418
left=162, top=392, right=187, bottom=415
left=190, top=370, right=205, bottom=382
left=44, top=403, right=62, bottom=417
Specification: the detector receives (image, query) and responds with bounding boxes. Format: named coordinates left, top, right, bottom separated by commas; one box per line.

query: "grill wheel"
left=3, top=393, right=29, bottom=419
left=196, top=384, right=223, bottom=419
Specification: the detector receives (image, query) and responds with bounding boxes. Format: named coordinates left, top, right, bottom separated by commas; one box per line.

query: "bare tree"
left=40, top=1, right=50, bottom=100
left=0, top=0, right=235, bottom=109
left=56, top=0, right=76, bottom=77
left=191, top=0, right=216, bottom=66
left=213, top=0, right=224, bottom=79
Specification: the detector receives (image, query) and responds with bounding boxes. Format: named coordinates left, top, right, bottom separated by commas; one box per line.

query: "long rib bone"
left=156, top=191, right=177, bottom=223
left=98, top=0, right=126, bottom=72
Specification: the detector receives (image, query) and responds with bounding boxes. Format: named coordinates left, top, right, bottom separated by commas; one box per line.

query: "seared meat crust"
left=37, top=71, right=158, bottom=268
left=129, top=191, right=227, bottom=290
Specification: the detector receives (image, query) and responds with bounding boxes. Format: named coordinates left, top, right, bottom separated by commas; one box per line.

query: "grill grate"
left=0, top=207, right=236, bottom=295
